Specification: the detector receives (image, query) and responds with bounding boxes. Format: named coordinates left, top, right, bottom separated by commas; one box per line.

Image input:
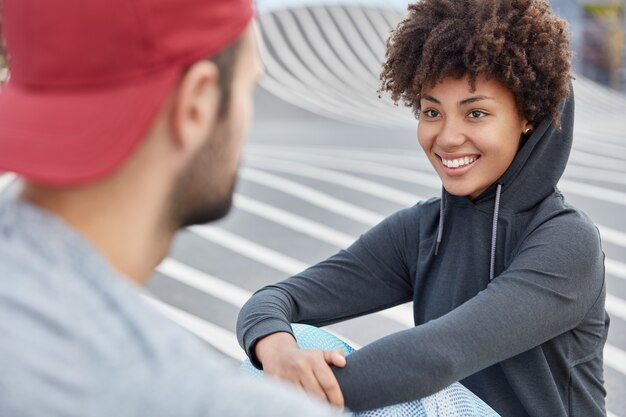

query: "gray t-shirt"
left=0, top=197, right=338, bottom=417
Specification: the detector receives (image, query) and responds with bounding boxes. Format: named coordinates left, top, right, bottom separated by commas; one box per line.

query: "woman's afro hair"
left=379, top=0, right=573, bottom=127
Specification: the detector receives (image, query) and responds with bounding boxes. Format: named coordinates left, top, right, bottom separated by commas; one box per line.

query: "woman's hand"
left=255, top=331, right=347, bottom=409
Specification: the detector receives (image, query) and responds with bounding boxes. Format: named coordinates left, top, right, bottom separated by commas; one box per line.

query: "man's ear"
left=169, top=60, right=221, bottom=152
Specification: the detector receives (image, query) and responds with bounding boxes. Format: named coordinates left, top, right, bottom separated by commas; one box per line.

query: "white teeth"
left=441, top=156, right=477, bottom=168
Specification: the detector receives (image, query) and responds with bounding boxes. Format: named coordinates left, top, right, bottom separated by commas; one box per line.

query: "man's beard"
left=174, top=172, right=238, bottom=229
left=167, top=120, right=239, bottom=230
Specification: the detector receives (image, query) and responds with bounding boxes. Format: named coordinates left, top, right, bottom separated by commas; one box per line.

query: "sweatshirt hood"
left=469, top=85, right=575, bottom=211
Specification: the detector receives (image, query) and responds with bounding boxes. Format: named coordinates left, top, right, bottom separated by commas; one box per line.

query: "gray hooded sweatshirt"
left=237, top=90, right=608, bottom=416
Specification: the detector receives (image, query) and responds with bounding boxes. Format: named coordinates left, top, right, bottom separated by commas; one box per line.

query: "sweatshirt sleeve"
left=237, top=206, right=604, bottom=412
left=236, top=205, right=419, bottom=368
left=331, top=212, right=605, bottom=411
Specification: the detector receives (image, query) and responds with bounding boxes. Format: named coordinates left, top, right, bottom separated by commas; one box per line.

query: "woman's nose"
left=435, top=118, right=466, bottom=149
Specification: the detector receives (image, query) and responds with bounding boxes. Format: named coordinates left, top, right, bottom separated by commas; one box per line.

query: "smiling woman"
left=237, top=1, right=609, bottom=416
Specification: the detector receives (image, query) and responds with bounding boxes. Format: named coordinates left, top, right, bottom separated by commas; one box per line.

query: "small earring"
left=524, top=127, right=533, bottom=135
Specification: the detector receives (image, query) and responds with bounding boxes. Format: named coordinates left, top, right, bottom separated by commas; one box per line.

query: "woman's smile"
left=437, top=153, right=481, bottom=177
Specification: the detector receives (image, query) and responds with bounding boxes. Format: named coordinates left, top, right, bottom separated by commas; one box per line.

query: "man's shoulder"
left=0, top=199, right=338, bottom=417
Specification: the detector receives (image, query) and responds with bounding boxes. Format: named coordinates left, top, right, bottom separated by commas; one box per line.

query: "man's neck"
left=21, top=182, right=174, bottom=285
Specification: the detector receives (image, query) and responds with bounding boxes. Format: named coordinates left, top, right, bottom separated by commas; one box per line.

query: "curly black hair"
left=379, top=0, right=573, bottom=127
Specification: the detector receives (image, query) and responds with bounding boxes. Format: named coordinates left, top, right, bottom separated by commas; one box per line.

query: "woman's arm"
left=236, top=204, right=420, bottom=366
left=238, top=205, right=604, bottom=412
left=332, top=213, right=605, bottom=411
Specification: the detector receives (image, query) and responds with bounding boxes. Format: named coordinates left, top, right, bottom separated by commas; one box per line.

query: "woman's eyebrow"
left=421, top=95, right=495, bottom=105
left=422, top=95, right=440, bottom=104
left=459, top=95, right=494, bottom=106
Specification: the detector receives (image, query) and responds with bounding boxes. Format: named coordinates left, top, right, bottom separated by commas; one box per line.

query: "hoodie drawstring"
left=435, top=188, right=445, bottom=255
left=435, top=183, right=502, bottom=281
left=489, top=183, right=502, bottom=281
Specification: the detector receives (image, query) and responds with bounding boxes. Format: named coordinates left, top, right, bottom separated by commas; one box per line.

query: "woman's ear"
left=522, top=120, right=534, bottom=136
left=169, top=60, right=221, bottom=153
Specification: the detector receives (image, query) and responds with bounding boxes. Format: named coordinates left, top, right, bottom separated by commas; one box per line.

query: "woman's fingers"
left=261, top=347, right=346, bottom=408
left=324, top=349, right=346, bottom=368
left=298, top=350, right=344, bottom=408
left=298, top=367, right=331, bottom=403
left=312, top=360, right=345, bottom=408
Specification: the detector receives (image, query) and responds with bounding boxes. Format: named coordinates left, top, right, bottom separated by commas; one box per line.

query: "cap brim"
left=0, top=67, right=180, bottom=186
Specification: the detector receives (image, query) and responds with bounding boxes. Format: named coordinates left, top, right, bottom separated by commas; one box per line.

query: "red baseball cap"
left=0, top=0, right=254, bottom=185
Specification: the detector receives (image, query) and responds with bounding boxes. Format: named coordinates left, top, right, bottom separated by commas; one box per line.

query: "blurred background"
left=1, top=1, right=625, bottom=416
left=256, top=0, right=626, bottom=92
left=551, top=0, right=626, bottom=91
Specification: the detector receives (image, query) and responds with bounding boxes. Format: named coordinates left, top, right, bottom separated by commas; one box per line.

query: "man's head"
left=0, top=0, right=261, bottom=229
left=167, top=27, right=262, bottom=229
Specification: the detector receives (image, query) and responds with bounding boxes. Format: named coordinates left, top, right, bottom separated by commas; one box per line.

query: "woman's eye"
left=423, top=109, right=440, bottom=118
left=468, top=110, right=487, bottom=119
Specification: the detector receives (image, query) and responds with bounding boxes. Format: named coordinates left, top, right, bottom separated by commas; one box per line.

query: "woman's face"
left=418, top=74, right=531, bottom=200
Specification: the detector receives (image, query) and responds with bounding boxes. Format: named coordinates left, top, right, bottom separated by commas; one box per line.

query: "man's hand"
left=255, top=332, right=347, bottom=409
